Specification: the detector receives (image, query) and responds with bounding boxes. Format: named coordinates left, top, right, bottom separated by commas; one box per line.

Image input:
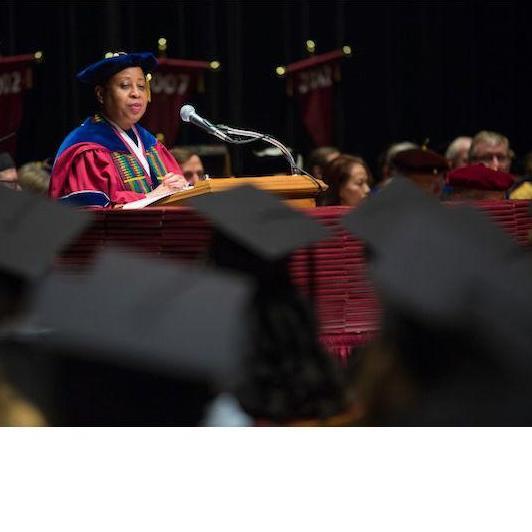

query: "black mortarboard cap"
left=24, top=248, right=252, bottom=386
left=341, top=179, right=520, bottom=324
left=369, top=206, right=518, bottom=324
left=76, top=52, right=157, bottom=85
left=0, top=187, right=91, bottom=281
left=186, top=185, right=330, bottom=262
left=342, top=179, right=441, bottom=254
left=472, top=253, right=532, bottom=373
left=1, top=247, right=253, bottom=425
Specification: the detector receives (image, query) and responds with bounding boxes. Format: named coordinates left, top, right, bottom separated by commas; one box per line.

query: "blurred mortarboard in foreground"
left=341, top=178, right=441, bottom=254
left=341, top=183, right=532, bottom=425
left=2, top=248, right=252, bottom=425
left=186, top=185, right=330, bottom=262
left=0, top=152, right=16, bottom=172
left=341, top=179, right=521, bottom=325
left=473, top=253, right=532, bottom=373
left=76, top=51, right=157, bottom=85
left=0, top=187, right=91, bottom=282
left=24, top=248, right=252, bottom=385
left=366, top=206, right=520, bottom=326
left=392, top=148, right=449, bottom=174
left=446, top=163, right=515, bottom=190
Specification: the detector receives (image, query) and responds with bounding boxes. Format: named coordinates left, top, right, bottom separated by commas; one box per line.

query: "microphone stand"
left=217, top=125, right=299, bottom=176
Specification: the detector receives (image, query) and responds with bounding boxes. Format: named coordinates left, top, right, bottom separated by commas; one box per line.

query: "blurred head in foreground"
left=1, top=248, right=252, bottom=426
left=188, top=185, right=352, bottom=424
left=341, top=179, right=532, bottom=425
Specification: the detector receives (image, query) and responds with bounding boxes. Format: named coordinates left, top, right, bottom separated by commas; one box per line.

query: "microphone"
left=180, top=105, right=232, bottom=142
left=180, top=105, right=300, bottom=175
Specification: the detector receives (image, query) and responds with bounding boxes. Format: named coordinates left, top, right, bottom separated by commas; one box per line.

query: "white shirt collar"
left=104, top=115, right=151, bottom=178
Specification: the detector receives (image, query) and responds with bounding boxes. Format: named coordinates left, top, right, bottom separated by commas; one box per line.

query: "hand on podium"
left=145, top=172, right=189, bottom=200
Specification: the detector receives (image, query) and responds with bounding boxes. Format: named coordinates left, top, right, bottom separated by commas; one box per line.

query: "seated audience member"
left=442, top=161, right=515, bottom=200
left=306, top=146, right=340, bottom=179
left=468, top=130, right=513, bottom=172
left=170, top=147, right=207, bottom=185
left=391, top=147, right=449, bottom=196
left=0, top=152, right=21, bottom=191
left=377, top=141, right=419, bottom=186
left=320, top=154, right=372, bottom=207
left=17, top=161, right=51, bottom=194
left=445, top=136, right=472, bottom=170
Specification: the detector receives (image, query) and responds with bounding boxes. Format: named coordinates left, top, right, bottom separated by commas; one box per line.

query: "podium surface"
left=152, top=174, right=327, bottom=208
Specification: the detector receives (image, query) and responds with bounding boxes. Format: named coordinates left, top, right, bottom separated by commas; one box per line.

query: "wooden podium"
left=152, top=174, right=327, bottom=208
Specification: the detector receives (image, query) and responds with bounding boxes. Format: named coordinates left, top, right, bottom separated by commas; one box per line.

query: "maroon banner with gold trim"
left=0, top=54, right=35, bottom=156
left=141, top=58, right=211, bottom=147
left=284, top=49, right=347, bottom=147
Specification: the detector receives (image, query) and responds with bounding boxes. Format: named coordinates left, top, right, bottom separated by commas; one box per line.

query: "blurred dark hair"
left=170, top=147, right=197, bottom=165
left=208, top=232, right=349, bottom=423
left=306, top=146, right=340, bottom=175
left=355, top=309, right=532, bottom=426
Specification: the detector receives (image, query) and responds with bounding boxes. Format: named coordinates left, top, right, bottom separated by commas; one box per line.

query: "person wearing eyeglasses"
left=170, top=147, right=208, bottom=186
left=468, top=130, right=513, bottom=173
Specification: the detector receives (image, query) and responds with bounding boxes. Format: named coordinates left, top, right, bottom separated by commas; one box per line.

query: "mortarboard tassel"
left=146, top=73, right=152, bottom=103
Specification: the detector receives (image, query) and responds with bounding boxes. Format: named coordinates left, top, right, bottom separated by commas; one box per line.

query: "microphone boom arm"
left=218, top=125, right=299, bottom=175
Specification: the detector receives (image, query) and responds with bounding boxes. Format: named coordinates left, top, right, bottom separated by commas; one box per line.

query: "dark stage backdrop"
left=2, top=1, right=532, bottom=176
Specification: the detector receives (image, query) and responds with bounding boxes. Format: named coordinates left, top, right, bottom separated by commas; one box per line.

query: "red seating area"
left=57, top=200, right=531, bottom=362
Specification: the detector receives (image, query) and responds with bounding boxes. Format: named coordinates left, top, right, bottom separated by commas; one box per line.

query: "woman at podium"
left=49, top=52, right=187, bottom=207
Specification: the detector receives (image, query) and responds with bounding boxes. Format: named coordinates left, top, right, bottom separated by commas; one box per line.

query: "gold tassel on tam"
left=146, top=73, right=152, bottom=102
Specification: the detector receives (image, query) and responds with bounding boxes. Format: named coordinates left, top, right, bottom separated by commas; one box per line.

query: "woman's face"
left=98, top=66, right=148, bottom=130
left=339, top=163, right=370, bottom=207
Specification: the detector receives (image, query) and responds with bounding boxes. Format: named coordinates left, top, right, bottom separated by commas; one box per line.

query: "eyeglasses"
left=184, top=171, right=209, bottom=181
left=470, top=154, right=510, bottom=165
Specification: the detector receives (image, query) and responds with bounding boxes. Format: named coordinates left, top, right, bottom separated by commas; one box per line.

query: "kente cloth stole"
left=111, top=147, right=168, bottom=193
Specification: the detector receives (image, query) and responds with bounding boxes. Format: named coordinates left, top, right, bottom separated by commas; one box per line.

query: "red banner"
left=0, top=54, right=35, bottom=156
left=141, top=58, right=211, bottom=147
left=285, top=49, right=346, bottom=147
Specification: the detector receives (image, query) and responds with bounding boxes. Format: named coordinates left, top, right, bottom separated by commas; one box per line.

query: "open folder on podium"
left=122, top=175, right=327, bottom=209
